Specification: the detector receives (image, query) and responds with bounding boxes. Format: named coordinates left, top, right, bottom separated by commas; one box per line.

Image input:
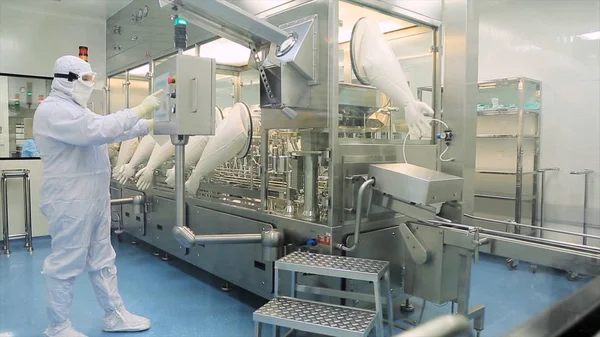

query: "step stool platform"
left=276, top=251, right=389, bottom=282
left=254, top=296, right=377, bottom=337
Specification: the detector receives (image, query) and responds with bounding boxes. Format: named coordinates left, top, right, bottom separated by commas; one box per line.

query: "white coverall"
left=33, top=56, right=153, bottom=337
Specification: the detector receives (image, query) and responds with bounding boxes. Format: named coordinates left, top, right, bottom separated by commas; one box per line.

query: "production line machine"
left=107, top=0, right=600, bottom=335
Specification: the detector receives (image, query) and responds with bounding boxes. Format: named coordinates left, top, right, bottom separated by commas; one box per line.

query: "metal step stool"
left=253, top=251, right=393, bottom=337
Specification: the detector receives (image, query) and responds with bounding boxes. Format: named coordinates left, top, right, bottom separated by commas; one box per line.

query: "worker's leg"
left=87, top=198, right=150, bottom=332
left=42, top=201, right=94, bottom=337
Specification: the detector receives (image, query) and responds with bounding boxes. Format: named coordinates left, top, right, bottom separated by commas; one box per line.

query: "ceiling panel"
left=0, top=0, right=133, bottom=20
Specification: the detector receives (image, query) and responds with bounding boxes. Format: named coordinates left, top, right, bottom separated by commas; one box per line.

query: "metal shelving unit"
left=418, top=77, right=542, bottom=233
left=475, top=77, right=541, bottom=234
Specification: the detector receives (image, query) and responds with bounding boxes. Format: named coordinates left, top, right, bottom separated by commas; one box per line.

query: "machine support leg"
left=457, top=253, right=472, bottom=316
left=290, top=271, right=296, bottom=298
left=384, top=271, right=394, bottom=337
left=373, top=279, right=384, bottom=337
left=254, top=322, right=262, bottom=337
left=401, top=298, right=415, bottom=313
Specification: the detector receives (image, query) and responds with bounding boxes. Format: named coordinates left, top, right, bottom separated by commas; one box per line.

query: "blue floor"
left=0, top=235, right=589, bottom=337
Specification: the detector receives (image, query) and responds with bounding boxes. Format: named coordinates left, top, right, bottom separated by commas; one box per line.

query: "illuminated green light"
left=174, top=17, right=187, bottom=26
left=27, top=92, right=32, bottom=96
left=15, top=101, right=20, bottom=105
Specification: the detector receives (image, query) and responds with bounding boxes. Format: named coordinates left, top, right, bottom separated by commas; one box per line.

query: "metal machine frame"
left=105, top=1, right=600, bottom=336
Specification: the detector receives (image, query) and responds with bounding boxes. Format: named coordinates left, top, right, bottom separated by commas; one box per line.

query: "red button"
left=167, top=77, right=176, bottom=84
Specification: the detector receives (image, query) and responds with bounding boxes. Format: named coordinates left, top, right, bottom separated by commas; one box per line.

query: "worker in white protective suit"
left=33, top=55, right=162, bottom=337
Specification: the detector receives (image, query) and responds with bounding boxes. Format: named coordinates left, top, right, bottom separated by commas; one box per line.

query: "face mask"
left=72, top=78, right=94, bottom=107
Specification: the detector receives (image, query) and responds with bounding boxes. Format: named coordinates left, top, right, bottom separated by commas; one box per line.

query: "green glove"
left=133, top=89, right=163, bottom=119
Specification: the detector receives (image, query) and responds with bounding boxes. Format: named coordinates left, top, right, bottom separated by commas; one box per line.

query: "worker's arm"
left=42, top=90, right=161, bottom=147
left=46, top=106, right=148, bottom=147
left=112, top=119, right=152, bottom=143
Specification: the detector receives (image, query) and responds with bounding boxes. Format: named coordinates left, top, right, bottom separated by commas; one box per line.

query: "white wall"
left=0, top=3, right=108, bottom=238
left=478, top=0, right=600, bottom=245
left=0, top=2, right=107, bottom=85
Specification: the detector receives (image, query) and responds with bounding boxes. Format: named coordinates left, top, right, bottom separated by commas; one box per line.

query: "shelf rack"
left=418, top=77, right=542, bottom=234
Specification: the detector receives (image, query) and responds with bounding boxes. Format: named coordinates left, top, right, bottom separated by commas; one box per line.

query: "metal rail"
left=464, top=213, right=600, bottom=241
left=428, top=219, right=600, bottom=255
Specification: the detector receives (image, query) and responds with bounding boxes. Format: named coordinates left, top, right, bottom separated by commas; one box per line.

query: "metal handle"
left=570, top=169, right=593, bottom=175
left=191, top=78, right=198, bottom=113
left=537, top=167, right=559, bottom=173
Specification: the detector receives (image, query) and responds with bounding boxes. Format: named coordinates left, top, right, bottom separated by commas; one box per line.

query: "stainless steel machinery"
left=106, top=0, right=600, bottom=335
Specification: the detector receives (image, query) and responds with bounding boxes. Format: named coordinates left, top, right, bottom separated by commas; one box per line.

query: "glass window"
left=338, top=1, right=434, bottom=140
left=128, top=64, right=150, bottom=108
left=109, top=72, right=127, bottom=113
left=0, top=75, right=51, bottom=158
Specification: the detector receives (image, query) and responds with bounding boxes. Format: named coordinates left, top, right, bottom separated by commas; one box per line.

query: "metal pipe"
left=260, top=129, right=269, bottom=211
left=23, top=175, right=33, bottom=251
left=110, top=195, right=145, bottom=215
left=301, top=154, right=319, bottom=221
left=514, top=78, right=525, bottom=231
left=396, top=315, right=472, bottom=337
left=464, top=213, right=600, bottom=241
left=8, top=234, right=26, bottom=240
left=172, top=226, right=283, bottom=261
left=537, top=168, right=559, bottom=238
left=1, top=176, right=9, bottom=254
left=284, top=170, right=294, bottom=217
left=124, top=70, right=130, bottom=109
left=336, top=178, right=375, bottom=252
left=193, top=234, right=262, bottom=245
left=427, top=220, right=600, bottom=255
left=110, top=198, right=133, bottom=206
left=172, top=136, right=189, bottom=227
left=571, top=169, right=593, bottom=245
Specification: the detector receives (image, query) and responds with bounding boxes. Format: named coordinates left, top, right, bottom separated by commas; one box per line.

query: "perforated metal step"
left=253, top=296, right=376, bottom=337
left=276, top=251, right=389, bottom=282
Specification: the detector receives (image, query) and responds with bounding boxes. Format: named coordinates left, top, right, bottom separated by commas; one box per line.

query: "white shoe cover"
left=103, top=307, right=151, bottom=332
left=44, top=320, right=87, bottom=337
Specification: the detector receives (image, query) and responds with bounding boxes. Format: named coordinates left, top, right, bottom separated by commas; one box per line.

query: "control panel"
left=153, top=54, right=216, bottom=136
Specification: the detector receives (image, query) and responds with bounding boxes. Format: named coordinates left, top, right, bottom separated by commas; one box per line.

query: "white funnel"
left=185, top=102, right=252, bottom=195
left=165, top=107, right=225, bottom=187
left=350, top=17, right=433, bottom=138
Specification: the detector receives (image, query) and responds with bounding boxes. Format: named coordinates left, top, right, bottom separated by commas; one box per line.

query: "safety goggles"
left=54, top=71, right=97, bottom=83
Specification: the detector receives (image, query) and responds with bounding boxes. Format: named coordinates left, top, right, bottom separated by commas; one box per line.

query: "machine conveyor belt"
left=253, top=296, right=377, bottom=337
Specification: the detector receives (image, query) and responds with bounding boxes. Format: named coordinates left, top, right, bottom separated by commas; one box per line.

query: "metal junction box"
left=369, top=163, right=463, bottom=205
left=153, top=54, right=216, bottom=136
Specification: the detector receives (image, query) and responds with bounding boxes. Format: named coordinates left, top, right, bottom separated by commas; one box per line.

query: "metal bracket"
left=250, top=43, right=279, bottom=107
left=470, top=227, right=490, bottom=264
left=398, top=223, right=429, bottom=264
